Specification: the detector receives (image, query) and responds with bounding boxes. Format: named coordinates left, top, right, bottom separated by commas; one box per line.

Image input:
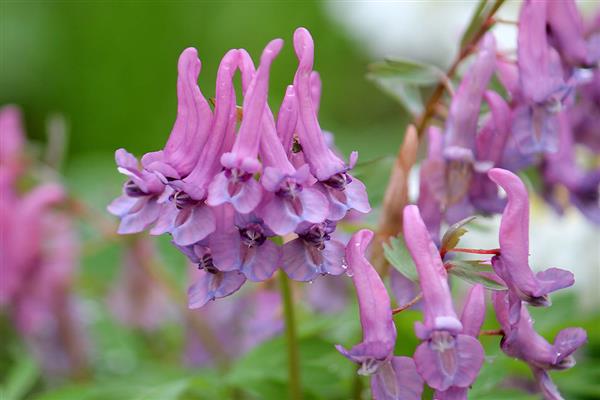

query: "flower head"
left=403, top=205, right=484, bottom=391
left=488, top=168, right=575, bottom=324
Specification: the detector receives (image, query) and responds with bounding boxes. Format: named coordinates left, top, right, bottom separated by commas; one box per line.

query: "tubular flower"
left=488, top=168, right=574, bottom=324
left=234, top=49, right=329, bottom=236
left=513, top=0, right=567, bottom=154
left=336, top=229, right=423, bottom=400
left=292, top=27, right=370, bottom=220
left=142, top=48, right=212, bottom=180
left=403, top=205, right=484, bottom=391
left=0, top=105, right=25, bottom=177
left=433, top=284, right=486, bottom=400
left=207, top=39, right=283, bottom=214
left=417, top=126, right=445, bottom=243
left=469, top=91, right=511, bottom=215
left=493, top=291, right=587, bottom=400
left=152, top=49, right=240, bottom=245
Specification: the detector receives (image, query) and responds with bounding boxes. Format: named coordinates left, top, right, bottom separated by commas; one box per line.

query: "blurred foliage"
left=1, top=1, right=407, bottom=162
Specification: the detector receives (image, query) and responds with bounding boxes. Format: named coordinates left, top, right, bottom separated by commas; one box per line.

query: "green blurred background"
left=1, top=1, right=405, bottom=164
left=2, top=2, right=599, bottom=399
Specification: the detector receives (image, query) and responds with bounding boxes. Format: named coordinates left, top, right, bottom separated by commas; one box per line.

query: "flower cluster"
left=108, top=27, right=370, bottom=308
left=417, top=0, right=599, bottom=236
left=338, top=169, right=586, bottom=399
left=0, top=106, right=87, bottom=378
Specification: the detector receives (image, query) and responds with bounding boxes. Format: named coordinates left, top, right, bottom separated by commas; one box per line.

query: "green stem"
left=279, top=271, right=302, bottom=400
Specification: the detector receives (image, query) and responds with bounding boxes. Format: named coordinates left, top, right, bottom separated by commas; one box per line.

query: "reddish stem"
left=450, top=248, right=500, bottom=255
left=480, top=329, right=504, bottom=336
left=392, top=292, right=423, bottom=315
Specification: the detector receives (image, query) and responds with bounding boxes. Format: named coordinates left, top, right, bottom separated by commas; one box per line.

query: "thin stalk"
left=392, top=292, right=423, bottom=315
left=279, top=271, right=302, bottom=400
left=450, top=247, right=500, bottom=255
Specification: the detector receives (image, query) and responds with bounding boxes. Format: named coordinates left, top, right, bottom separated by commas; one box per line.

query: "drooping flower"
left=403, top=205, right=484, bottom=391
left=210, top=210, right=280, bottom=282
left=141, top=48, right=213, bottom=180
left=207, top=39, right=283, bottom=214
left=493, top=290, right=587, bottom=399
left=336, top=229, right=423, bottom=400
left=281, top=220, right=346, bottom=282
left=107, top=149, right=167, bottom=234
left=487, top=168, right=574, bottom=324
left=292, top=27, right=370, bottom=220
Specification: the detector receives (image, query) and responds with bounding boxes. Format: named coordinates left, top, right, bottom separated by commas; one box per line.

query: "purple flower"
left=207, top=39, right=284, bottom=214
left=107, top=149, right=167, bottom=234
left=188, top=264, right=246, bottom=309
left=292, top=27, right=370, bottom=219
left=281, top=220, right=345, bottom=282
left=434, top=284, right=486, bottom=400
left=470, top=91, right=511, bottom=215
left=151, top=49, right=241, bottom=245
left=417, top=127, right=445, bottom=243
left=546, top=0, right=590, bottom=67
left=488, top=168, right=575, bottom=324
left=444, top=33, right=496, bottom=166
left=336, top=229, right=423, bottom=400
left=403, top=205, right=484, bottom=391
left=514, top=0, right=567, bottom=154
left=493, top=290, right=587, bottom=399
left=542, top=113, right=600, bottom=224
left=141, top=48, right=213, bottom=180
left=232, top=48, right=330, bottom=235
left=276, top=85, right=298, bottom=155
left=210, top=211, right=280, bottom=282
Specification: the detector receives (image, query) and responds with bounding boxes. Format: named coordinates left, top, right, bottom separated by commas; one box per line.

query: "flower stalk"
left=279, top=270, right=303, bottom=400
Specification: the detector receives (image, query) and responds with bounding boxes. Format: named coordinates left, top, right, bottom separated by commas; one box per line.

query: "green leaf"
left=448, top=260, right=506, bottom=290
left=383, top=235, right=419, bottom=282
left=441, top=216, right=477, bottom=252
left=1, top=353, right=39, bottom=400
left=369, top=58, right=445, bottom=85
left=367, top=58, right=446, bottom=116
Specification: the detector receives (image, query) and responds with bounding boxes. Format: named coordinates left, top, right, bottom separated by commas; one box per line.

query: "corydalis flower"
left=293, top=27, right=370, bottom=220
left=434, top=284, right=486, bottom=400
left=513, top=0, right=568, bottom=154
left=207, top=39, right=283, bottom=214
left=281, top=220, right=345, bottom=282
left=233, top=49, right=329, bottom=236
left=142, top=48, right=212, bottom=180
left=152, top=49, right=241, bottom=246
left=488, top=168, right=574, bottom=324
left=107, top=149, right=166, bottom=234
left=493, top=291, right=587, bottom=400
left=336, top=229, right=423, bottom=400
left=403, top=205, right=484, bottom=391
